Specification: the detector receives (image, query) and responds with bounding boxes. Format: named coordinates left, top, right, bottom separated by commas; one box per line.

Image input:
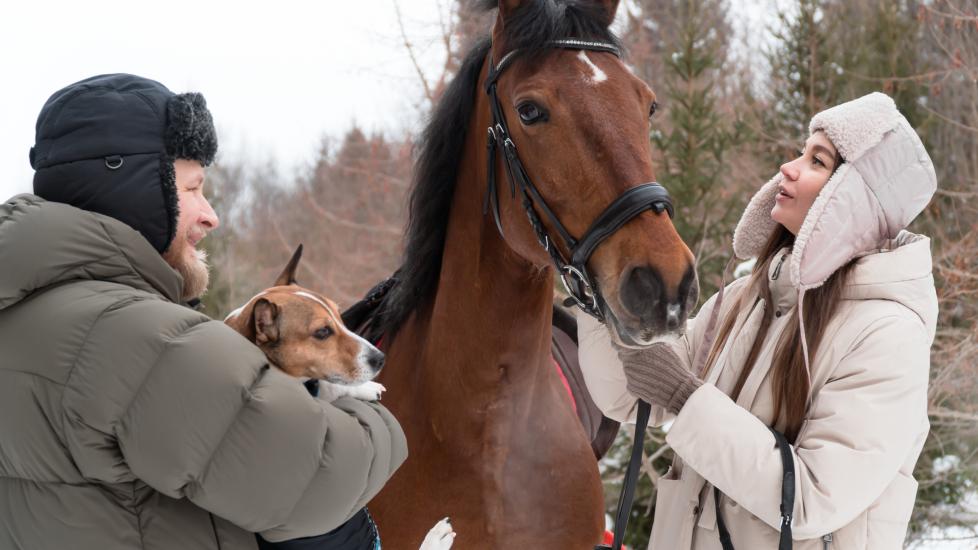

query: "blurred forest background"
left=198, top=0, right=978, bottom=547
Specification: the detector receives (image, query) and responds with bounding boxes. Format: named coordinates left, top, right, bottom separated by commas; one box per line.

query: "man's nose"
left=200, top=197, right=220, bottom=229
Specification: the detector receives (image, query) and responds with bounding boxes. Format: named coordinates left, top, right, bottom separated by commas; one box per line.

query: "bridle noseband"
left=483, top=38, right=675, bottom=322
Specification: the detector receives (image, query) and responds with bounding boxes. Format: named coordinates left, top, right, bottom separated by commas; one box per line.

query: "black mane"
left=378, top=0, right=621, bottom=337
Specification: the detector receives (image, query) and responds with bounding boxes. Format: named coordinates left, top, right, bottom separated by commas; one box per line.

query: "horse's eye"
left=649, top=101, right=659, bottom=118
left=517, top=102, right=548, bottom=125
left=314, top=327, right=333, bottom=340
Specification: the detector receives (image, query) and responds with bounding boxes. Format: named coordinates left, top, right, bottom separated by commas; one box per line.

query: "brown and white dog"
left=224, top=246, right=454, bottom=549
left=224, top=245, right=388, bottom=402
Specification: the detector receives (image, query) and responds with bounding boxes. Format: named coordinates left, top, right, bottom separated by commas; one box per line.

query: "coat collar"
left=768, top=247, right=797, bottom=316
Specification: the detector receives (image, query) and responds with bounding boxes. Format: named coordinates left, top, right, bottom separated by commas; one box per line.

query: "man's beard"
left=163, top=238, right=210, bottom=301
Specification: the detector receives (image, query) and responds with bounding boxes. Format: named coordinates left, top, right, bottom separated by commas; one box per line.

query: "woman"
left=578, top=92, right=938, bottom=548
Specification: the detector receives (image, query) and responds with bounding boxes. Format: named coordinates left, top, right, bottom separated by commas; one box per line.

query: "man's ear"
left=253, top=298, right=280, bottom=345
left=274, top=244, right=303, bottom=287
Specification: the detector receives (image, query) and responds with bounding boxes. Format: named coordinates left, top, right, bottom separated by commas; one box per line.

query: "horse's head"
left=484, top=0, right=698, bottom=346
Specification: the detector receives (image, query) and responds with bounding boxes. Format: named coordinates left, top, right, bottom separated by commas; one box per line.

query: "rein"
left=482, top=38, right=674, bottom=322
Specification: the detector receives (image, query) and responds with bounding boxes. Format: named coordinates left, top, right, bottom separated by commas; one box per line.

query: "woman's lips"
left=776, top=188, right=794, bottom=202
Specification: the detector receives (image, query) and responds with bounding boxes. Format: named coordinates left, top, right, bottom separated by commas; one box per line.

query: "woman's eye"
left=314, top=327, right=333, bottom=340
left=813, top=156, right=825, bottom=168
left=517, top=102, right=547, bottom=125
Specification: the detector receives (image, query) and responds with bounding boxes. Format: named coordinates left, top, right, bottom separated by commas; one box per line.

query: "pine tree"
left=755, top=0, right=844, bottom=165
left=650, top=0, right=742, bottom=299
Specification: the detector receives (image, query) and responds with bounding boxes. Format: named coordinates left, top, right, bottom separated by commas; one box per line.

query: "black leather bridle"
left=483, top=38, right=675, bottom=322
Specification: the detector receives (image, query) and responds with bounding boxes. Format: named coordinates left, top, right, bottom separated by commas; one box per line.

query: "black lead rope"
left=715, top=427, right=796, bottom=550
left=595, top=400, right=651, bottom=550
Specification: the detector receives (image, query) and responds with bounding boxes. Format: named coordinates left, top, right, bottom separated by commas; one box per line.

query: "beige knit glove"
left=616, top=343, right=703, bottom=415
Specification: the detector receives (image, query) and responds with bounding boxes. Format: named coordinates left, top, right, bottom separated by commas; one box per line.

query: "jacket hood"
left=0, top=194, right=183, bottom=310
left=843, top=230, right=938, bottom=342
left=733, top=92, right=937, bottom=291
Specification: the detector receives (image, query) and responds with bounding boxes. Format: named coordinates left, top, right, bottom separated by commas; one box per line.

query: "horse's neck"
left=421, top=208, right=554, bottom=390
left=401, top=114, right=555, bottom=394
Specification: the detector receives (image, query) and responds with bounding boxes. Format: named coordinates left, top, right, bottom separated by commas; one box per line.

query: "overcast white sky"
left=0, top=0, right=456, bottom=200
left=0, top=0, right=778, bottom=201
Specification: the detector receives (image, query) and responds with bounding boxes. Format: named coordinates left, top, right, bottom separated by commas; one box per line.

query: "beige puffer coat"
left=580, top=232, right=936, bottom=549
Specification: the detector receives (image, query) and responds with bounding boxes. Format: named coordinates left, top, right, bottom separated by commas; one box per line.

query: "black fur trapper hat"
left=30, top=73, right=218, bottom=254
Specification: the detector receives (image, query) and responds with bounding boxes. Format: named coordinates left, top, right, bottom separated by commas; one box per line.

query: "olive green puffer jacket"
left=0, top=195, right=407, bottom=550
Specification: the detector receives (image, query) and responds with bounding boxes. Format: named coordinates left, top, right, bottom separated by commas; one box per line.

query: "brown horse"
left=369, top=1, right=697, bottom=548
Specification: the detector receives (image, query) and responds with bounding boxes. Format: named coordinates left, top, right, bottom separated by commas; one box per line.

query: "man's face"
left=163, top=159, right=219, bottom=300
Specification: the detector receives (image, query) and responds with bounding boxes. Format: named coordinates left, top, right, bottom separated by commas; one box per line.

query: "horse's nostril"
left=666, top=303, right=681, bottom=330
left=619, top=265, right=662, bottom=319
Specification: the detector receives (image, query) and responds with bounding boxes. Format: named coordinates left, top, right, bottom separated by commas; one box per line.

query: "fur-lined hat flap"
left=732, top=172, right=781, bottom=260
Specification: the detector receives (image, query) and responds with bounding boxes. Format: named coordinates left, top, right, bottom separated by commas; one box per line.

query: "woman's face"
left=771, top=131, right=840, bottom=235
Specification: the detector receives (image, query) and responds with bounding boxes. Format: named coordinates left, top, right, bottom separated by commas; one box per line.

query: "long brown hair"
left=703, top=225, right=857, bottom=441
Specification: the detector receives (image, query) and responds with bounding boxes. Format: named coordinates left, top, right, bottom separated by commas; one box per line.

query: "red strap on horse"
left=552, top=356, right=577, bottom=414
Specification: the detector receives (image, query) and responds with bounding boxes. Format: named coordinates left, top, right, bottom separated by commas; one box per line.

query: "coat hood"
left=843, top=230, right=938, bottom=342
left=0, top=194, right=182, bottom=310
left=733, top=92, right=937, bottom=291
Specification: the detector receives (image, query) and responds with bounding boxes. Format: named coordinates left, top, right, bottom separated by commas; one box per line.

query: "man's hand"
left=615, top=343, right=703, bottom=415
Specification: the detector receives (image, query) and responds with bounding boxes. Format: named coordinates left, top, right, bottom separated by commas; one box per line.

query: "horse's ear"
left=497, top=0, right=618, bottom=26
left=596, top=0, right=620, bottom=25
left=497, top=0, right=523, bottom=21
left=274, top=244, right=303, bottom=286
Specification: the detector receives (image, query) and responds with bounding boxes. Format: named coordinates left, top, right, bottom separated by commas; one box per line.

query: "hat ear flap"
left=732, top=173, right=782, bottom=260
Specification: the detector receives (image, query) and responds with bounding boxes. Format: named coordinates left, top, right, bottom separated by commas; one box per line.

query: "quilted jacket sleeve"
left=72, top=300, right=406, bottom=542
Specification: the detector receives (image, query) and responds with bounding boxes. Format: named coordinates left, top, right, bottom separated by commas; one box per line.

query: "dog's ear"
left=225, top=301, right=256, bottom=341
left=274, top=244, right=303, bottom=287
left=253, top=298, right=280, bottom=345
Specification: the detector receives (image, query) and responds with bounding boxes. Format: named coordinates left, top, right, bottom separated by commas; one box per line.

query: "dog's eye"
left=314, top=327, right=333, bottom=340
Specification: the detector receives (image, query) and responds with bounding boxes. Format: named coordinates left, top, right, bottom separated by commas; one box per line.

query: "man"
left=0, top=74, right=406, bottom=550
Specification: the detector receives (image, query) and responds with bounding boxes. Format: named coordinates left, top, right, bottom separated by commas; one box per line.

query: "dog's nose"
left=367, top=350, right=385, bottom=374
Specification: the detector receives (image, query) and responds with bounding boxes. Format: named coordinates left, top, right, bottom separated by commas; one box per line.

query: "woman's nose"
left=780, top=161, right=799, bottom=181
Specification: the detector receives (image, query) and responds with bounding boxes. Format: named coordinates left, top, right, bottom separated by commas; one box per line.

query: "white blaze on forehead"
left=578, top=51, right=608, bottom=84
left=295, top=290, right=331, bottom=311
left=294, top=290, right=352, bottom=335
